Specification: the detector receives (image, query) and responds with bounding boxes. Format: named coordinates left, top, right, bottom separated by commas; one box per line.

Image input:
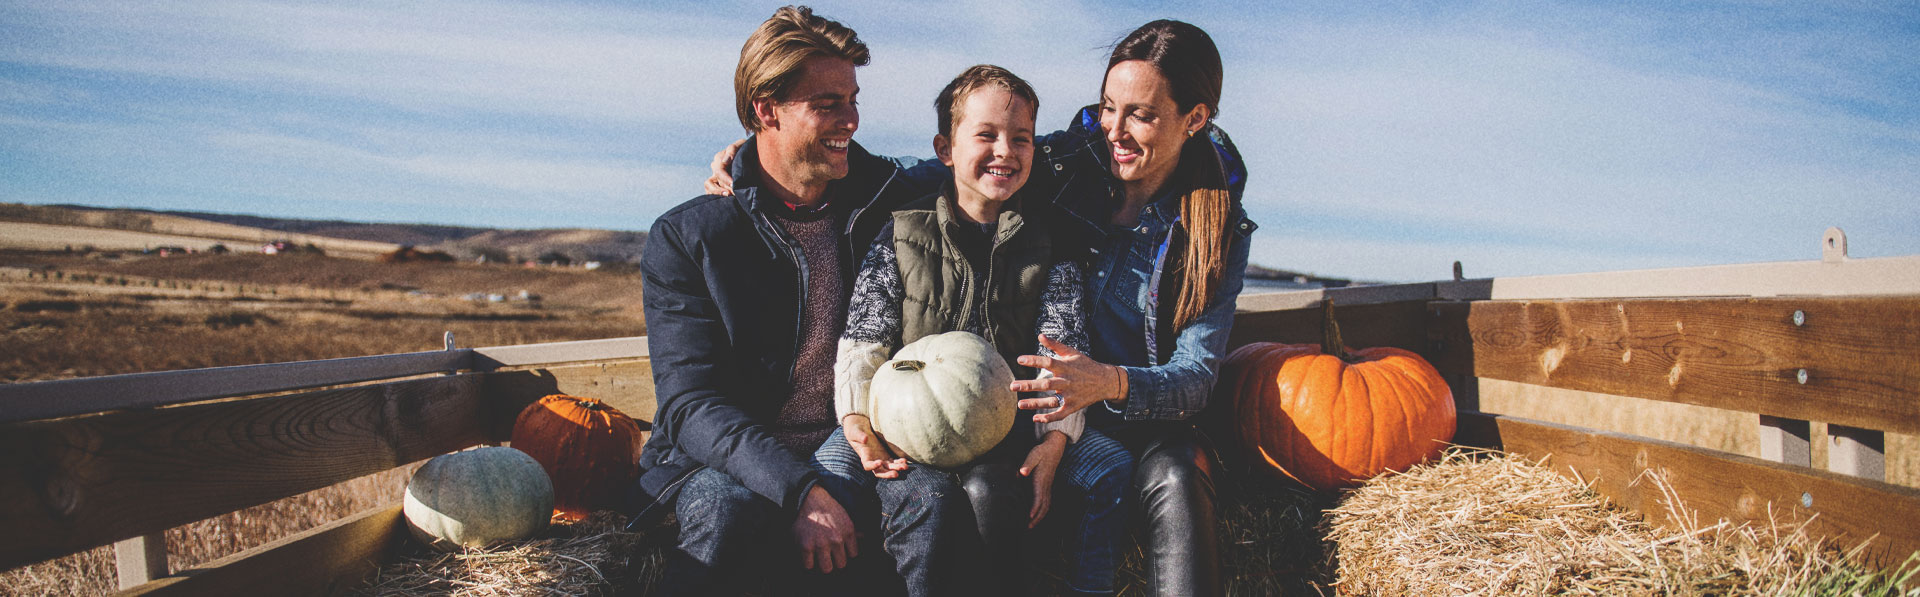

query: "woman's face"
left=1100, top=60, right=1205, bottom=197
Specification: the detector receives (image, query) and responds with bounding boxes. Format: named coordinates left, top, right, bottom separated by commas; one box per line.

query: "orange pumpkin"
left=511, top=394, right=643, bottom=520
left=1225, top=302, right=1455, bottom=490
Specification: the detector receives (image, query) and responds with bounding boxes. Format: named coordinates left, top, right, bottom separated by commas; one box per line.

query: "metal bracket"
left=1822, top=227, right=1848, bottom=263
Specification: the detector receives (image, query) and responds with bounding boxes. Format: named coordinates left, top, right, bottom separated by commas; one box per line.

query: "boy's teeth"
left=986, top=168, right=1012, bottom=177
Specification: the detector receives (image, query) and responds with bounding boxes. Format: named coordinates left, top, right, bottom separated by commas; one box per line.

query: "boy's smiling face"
left=936, top=86, right=1036, bottom=210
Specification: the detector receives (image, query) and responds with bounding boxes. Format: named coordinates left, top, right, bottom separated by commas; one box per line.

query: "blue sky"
left=2, top=1, right=1915, bottom=281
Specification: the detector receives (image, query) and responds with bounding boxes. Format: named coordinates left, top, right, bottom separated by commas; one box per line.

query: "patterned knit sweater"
left=767, top=207, right=846, bottom=452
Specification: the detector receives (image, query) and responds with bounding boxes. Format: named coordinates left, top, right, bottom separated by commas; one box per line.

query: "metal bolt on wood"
left=1792, top=310, right=1805, bottom=326
left=1801, top=492, right=1813, bottom=508
left=1797, top=369, right=1809, bottom=384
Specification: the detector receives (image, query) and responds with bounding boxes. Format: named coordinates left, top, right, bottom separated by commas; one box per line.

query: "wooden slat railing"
left=0, top=374, right=488, bottom=571
left=0, top=336, right=653, bottom=425
left=4, top=240, right=1918, bottom=593
left=0, top=349, right=472, bottom=425
left=1466, top=296, right=1920, bottom=434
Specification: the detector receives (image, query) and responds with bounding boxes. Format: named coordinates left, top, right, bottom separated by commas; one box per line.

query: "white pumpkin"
left=869, top=331, right=1017, bottom=468
left=404, top=446, right=554, bottom=551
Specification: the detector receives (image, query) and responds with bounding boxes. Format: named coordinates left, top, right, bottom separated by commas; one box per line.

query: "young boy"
left=820, top=64, right=1136, bottom=597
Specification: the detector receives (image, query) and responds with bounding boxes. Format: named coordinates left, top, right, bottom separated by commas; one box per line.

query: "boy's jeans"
left=817, top=427, right=1133, bottom=595
left=812, top=428, right=992, bottom=597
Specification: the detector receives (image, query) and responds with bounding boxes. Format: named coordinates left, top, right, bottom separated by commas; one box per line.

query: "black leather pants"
left=1126, top=427, right=1222, bottom=597
left=963, top=458, right=1026, bottom=593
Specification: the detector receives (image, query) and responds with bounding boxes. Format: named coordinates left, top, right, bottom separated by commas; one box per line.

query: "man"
left=631, top=6, right=975, bottom=596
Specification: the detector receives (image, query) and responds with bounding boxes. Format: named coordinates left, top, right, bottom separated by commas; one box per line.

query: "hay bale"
left=357, top=512, right=658, bottom=596
left=1324, top=448, right=1911, bottom=596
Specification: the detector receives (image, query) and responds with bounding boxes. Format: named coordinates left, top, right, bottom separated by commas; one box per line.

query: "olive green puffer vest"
left=892, top=192, right=1052, bottom=375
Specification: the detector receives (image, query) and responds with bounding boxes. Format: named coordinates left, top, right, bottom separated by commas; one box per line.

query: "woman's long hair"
left=1109, top=20, right=1229, bottom=331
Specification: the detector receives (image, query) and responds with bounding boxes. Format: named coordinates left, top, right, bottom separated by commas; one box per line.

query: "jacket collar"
left=934, top=180, right=1026, bottom=245
left=730, top=135, right=898, bottom=218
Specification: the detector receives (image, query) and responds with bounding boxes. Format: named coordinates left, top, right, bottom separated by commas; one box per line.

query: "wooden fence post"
left=1757, top=415, right=1812, bottom=467
left=114, top=533, right=167, bottom=589
left=1827, top=424, right=1886, bottom=480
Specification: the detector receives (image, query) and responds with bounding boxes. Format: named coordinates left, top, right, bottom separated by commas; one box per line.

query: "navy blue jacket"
left=634, top=138, right=922, bottom=514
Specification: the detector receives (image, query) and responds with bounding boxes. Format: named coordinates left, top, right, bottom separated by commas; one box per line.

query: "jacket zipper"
left=754, top=209, right=807, bottom=384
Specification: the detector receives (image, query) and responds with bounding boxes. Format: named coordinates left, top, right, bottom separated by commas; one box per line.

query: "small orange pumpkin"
left=1225, top=302, right=1455, bottom=490
left=511, top=394, right=643, bottom=520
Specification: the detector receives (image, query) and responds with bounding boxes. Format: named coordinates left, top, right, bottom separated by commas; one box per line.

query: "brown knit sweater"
left=767, top=207, right=846, bottom=452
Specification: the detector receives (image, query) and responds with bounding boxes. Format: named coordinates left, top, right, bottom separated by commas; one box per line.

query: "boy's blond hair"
left=934, top=64, right=1039, bottom=138
left=734, top=5, right=869, bottom=133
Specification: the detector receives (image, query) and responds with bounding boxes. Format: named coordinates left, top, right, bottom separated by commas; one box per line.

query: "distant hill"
left=153, top=210, right=489, bottom=247
left=3, top=203, right=647, bottom=265
left=0, top=203, right=399, bottom=257
left=6, top=202, right=1356, bottom=280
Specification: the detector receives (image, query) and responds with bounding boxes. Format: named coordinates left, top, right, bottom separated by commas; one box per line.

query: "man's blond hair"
left=735, top=5, right=869, bottom=133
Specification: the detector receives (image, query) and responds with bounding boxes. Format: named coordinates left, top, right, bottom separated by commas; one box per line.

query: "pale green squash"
left=870, top=331, right=1017, bottom=468
left=403, top=446, right=554, bottom=551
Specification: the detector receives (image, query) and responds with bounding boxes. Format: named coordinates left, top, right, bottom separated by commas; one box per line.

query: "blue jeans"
left=1056, top=427, right=1135, bottom=595
left=812, top=428, right=993, bottom=597
left=814, top=427, right=1020, bottom=596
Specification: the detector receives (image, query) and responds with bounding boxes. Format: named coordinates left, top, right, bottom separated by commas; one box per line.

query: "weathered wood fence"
left=2, top=229, right=1916, bottom=594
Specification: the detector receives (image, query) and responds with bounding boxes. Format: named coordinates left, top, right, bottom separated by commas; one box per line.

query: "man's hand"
left=1020, top=431, right=1069, bottom=528
left=792, top=485, right=858, bottom=573
left=1013, top=334, right=1128, bottom=423
left=704, top=139, right=746, bottom=196
left=843, top=415, right=910, bottom=479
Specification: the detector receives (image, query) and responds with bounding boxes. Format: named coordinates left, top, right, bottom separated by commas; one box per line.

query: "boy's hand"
left=704, top=139, right=746, bottom=196
left=843, top=415, right=909, bottom=479
left=793, top=485, right=858, bottom=573
left=1014, top=334, right=1128, bottom=423
left=1020, top=431, right=1069, bottom=528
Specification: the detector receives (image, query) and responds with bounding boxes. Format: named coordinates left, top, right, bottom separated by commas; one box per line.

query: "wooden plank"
left=1233, top=282, right=1435, bottom=313
left=118, top=504, right=404, bottom=596
left=114, top=533, right=168, bottom=589
left=482, top=359, right=656, bottom=442
left=1455, top=411, right=1920, bottom=566
left=0, top=349, right=472, bottom=424
left=1468, top=296, right=1920, bottom=434
left=472, top=336, right=649, bottom=369
left=0, top=374, right=487, bottom=570
left=1427, top=301, right=1479, bottom=412
left=1478, top=254, right=1920, bottom=300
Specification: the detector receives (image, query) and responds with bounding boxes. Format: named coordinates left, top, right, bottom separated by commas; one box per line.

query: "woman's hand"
left=842, top=415, right=909, bottom=479
left=1020, top=431, right=1068, bottom=528
left=703, top=139, right=746, bottom=196
left=1013, top=334, right=1128, bottom=424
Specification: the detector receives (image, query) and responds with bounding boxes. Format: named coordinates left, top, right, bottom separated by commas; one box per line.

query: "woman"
left=701, top=21, right=1250, bottom=595
left=1009, top=20, right=1252, bottom=596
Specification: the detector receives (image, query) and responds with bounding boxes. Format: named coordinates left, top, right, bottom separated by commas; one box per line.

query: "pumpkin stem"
left=891, top=360, right=926, bottom=372
left=1321, top=300, right=1356, bottom=362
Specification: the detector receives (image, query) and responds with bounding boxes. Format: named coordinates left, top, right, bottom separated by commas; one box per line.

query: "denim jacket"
left=898, top=106, right=1255, bottom=427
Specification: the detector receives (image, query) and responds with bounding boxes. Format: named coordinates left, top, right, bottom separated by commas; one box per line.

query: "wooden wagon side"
left=2, top=235, right=1916, bottom=594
